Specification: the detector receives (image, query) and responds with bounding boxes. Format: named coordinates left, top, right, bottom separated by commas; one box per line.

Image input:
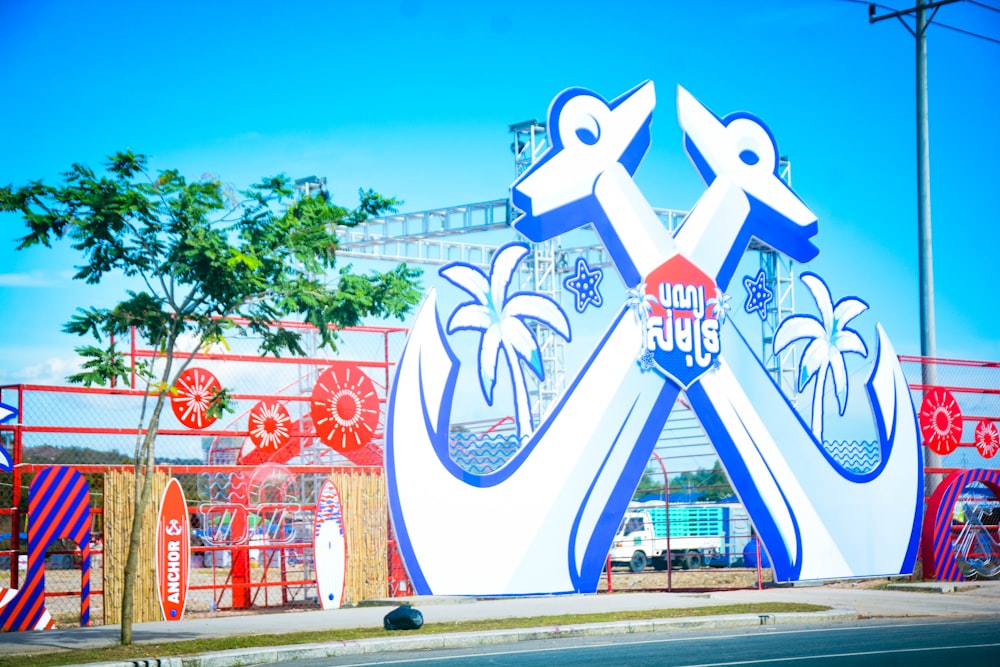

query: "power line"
left=869, top=0, right=941, bottom=495
left=934, top=19, right=1000, bottom=42
left=839, top=0, right=926, bottom=12
left=844, top=0, right=1000, bottom=13
left=967, top=1, right=1000, bottom=14
left=842, top=0, right=1000, bottom=44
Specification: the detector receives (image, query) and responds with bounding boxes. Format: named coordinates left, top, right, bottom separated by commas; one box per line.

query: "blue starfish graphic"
left=0, top=402, right=16, bottom=472
left=637, top=349, right=656, bottom=372
left=743, top=269, right=773, bottom=321
left=564, top=257, right=604, bottom=313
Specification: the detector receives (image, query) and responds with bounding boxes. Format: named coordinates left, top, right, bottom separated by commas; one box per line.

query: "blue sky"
left=1, top=0, right=998, bottom=392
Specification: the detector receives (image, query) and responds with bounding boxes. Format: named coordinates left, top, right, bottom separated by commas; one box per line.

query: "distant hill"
left=21, top=446, right=203, bottom=467
left=154, top=457, right=203, bottom=466
left=23, top=445, right=131, bottom=465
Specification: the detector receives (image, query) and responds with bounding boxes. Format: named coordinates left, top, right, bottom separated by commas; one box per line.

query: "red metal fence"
left=2, top=347, right=999, bottom=626
left=0, top=322, right=410, bottom=625
left=900, top=356, right=1000, bottom=578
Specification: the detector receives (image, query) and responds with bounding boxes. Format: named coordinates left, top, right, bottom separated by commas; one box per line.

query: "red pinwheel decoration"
left=310, top=364, right=380, bottom=452
left=248, top=400, right=292, bottom=453
left=974, top=420, right=999, bottom=459
left=171, top=367, right=223, bottom=429
left=919, top=387, right=963, bottom=456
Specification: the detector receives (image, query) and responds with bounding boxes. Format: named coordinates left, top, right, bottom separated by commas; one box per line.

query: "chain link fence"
left=0, top=322, right=409, bottom=627
left=2, top=348, right=998, bottom=626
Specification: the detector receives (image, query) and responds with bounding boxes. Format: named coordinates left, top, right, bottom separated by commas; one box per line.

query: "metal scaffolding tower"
left=755, top=158, right=798, bottom=402
left=331, top=134, right=801, bottom=423
left=509, top=120, right=563, bottom=423
left=757, top=248, right=797, bottom=400
left=293, top=175, right=329, bottom=394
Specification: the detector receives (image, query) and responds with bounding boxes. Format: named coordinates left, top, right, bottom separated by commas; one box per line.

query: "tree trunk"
left=811, top=369, right=827, bottom=443
left=119, top=394, right=167, bottom=645
left=507, top=350, right=533, bottom=439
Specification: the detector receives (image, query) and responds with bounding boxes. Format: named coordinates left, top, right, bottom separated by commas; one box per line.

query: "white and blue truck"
left=608, top=502, right=751, bottom=572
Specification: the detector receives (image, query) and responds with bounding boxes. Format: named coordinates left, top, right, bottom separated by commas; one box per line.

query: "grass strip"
left=0, top=602, right=828, bottom=667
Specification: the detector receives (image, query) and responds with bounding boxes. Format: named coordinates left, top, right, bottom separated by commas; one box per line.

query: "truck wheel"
left=685, top=553, right=702, bottom=570
left=629, top=551, right=647, bottom=573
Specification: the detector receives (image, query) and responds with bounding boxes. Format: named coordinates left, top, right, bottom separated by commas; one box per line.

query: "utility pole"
left=869, top=0, right=960, bottom=496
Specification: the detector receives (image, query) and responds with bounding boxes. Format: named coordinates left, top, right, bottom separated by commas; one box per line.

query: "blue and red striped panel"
left=921, top=469, right=1000, bottom=581
left=0, top=467, right=92, bottom=632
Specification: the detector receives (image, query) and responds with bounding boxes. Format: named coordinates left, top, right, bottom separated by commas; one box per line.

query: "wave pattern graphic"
left=822, top=440, right=881, bottom=475
left=449, top=433, right=524, bottom=474
left=198, top=472, right=234, bottom=502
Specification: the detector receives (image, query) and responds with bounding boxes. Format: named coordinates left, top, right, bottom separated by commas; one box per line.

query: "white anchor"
left=385, top=82, right=922, bottom=594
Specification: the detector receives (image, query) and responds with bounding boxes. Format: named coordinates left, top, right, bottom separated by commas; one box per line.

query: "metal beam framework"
left=756, top=158, right=798, bottom=403
left=331, top=138, right=798, bottom=419
left=509, top=120, right=562, bottom=421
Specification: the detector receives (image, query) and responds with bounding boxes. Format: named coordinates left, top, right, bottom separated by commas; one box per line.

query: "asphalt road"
left=273, top=616, right=1000, bottom=666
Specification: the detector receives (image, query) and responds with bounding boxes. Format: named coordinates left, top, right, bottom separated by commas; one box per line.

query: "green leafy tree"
left=0, top=151, right=421, bottom=644
left=635, top=466, right=666, bottom=494
left=633, top=461, right=734, bottom=502
left=669, top=461, right=735, bottom=501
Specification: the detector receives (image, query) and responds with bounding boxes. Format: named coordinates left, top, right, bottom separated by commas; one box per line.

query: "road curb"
left=885, top=582, right=984, bottom=594
left=77, top=608, right=857, bottom=667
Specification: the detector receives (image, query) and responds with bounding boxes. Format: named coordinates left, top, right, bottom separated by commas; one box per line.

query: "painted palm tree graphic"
left=441, top=243, right=571, bottom=439
left=706, top=288, right=732, bottom=324
left=773, top=272, right=868, bottom=442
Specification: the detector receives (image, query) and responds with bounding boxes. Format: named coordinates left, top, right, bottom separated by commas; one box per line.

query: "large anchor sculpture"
left=386, top=81, right=922, bottom=595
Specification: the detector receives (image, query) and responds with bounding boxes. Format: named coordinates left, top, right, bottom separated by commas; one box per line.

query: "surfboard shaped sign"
left=156, top=477, right=190, bottom=621
left=313, top=478, right=347, bottom=609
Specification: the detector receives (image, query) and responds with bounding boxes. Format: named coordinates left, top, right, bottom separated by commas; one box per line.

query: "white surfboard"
left=313, top=478, right=347, bottom=609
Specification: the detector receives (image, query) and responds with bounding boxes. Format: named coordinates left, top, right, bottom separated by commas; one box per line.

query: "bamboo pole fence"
left=103, top=470, right=168, bottom=624
left=330, top=470, right=388, bottom=604
left=104, top=468, right=387, bottom=618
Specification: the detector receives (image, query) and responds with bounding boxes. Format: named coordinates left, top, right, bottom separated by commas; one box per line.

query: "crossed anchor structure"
left=386, top=82, right=923, bottom=595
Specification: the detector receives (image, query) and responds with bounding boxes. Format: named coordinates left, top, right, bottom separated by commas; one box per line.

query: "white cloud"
left=0, top=269, right=74, bottom=287
left=0, top=356, right=83, bottom=385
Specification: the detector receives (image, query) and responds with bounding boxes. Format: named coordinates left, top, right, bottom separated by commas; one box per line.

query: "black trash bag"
left=384, top=604, right=424, bottom=630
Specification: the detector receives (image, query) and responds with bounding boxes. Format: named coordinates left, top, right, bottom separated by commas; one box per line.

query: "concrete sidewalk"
left=2, top=582, right=999, bottom=667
